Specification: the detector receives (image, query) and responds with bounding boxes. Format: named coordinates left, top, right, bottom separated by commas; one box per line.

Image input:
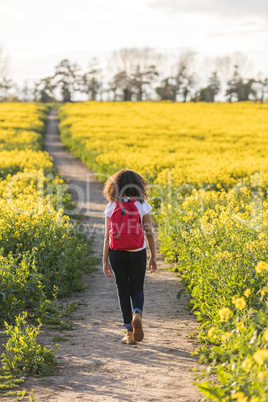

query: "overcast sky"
left=1, top=0, right=267, bottom=85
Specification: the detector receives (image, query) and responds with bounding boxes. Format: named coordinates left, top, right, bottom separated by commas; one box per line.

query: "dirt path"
left=25, top=109, right=202, bottom=401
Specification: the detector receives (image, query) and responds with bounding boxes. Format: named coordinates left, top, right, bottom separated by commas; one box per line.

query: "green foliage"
left=0, top=373, right=24, bottom=391
left=63, top=299, right=82, bottom=316
left=2, top=390, right=27, bottom=400
left=0, top=253, right=45, bottom=324
left=1, top=312, right=58, bottom=375
left=157, top=188, right=268, bottom=400
left=51, top=336, right=68, bottom=343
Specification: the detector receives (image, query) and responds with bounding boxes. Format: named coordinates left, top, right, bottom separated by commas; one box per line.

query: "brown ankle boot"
left=122, top=330, right=136, bottom=345
left=132, top=313, right=144, bottom=342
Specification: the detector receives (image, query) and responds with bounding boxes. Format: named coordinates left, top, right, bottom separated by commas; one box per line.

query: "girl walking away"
left=102, top=169, right=157, bottom=345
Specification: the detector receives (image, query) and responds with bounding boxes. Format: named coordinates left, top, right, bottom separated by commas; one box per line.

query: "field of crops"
left=59, top=101, right=268, bottom=401
left=0, top=103, right=93, bottom=396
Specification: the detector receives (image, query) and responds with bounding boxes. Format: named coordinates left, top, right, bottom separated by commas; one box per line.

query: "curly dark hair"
left=103, top=169, right=149, bottom=203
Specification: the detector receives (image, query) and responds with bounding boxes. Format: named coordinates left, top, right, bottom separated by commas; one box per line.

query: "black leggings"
left=109, top=248, right=147, bottom=325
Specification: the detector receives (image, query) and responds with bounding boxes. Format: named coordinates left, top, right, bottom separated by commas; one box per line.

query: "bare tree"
left=225, top=64, right=241, bottom=102
left=132, top=63, right=159, bottom=101
left=113, top=71, right=133, bottom=101
left=199, top=71, right=221, bottom=102
left=106, top=79, right=119, bottom=101
left=53, top=59, right=80, bottom=102
left=225, top=64, right=256, bottom=102
left=0, top=46, right=12, bottom=101
left=215, top=52, right=255, bottom=102
left=21, top=79, right=30, bottom=102
left=108, top=47, right=160, bottom=101
left=0, top=77, right=13, bottom=101
left=130, top=48, right=160, bottom=100
left=259, top=77, right=268, bottom=103
left=209, top=71, right=221, bottom=101
left=181, top=73, right=195, bottom=102
left=156, top=48, right=196, bottom=101
left=107, top=48, right=135, bottom=100
left=33, top=77, right=56, bottom=103
left=252, top=72, right=268, bottom=103
left=155, top=78, right=174, bottom=101
left=175, top=49, right=196, bottom=101
left=80, top=58, right=102, bottom=100
left=215, top=53, right=251, bottom=81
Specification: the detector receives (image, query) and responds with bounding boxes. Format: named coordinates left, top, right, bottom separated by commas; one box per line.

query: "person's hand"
left=103, top=261, right=113, bottom=277
left=149, top=257, right=157, bottom=273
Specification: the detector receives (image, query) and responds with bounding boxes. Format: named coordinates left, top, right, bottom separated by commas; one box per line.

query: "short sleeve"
left=104, top=202, right=116, bottom=217
left=140, top=201, right=152, bottom=217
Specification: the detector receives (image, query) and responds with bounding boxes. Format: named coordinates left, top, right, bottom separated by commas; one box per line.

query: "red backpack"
left=109, top=198, right=144, bottom=250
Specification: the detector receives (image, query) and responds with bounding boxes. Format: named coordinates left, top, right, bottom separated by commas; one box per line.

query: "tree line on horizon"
left=0, top=47, right=267, bottom=103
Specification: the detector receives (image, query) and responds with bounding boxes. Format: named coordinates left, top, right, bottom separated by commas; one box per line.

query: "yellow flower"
left=219, top=307, right=233, bottom=322
left=258, top=233, right=266, bottom=240
left=236, top=322, right=245, bottom=331
left=222, top=332, right=232, bottom=341
left=232, top=295, right=238, bottom=304
left=253, top=349, right=268, bottom=365
left=243, top=288, right=251, bottom=297
left=255, top=261, right=268, bottom=273
left=208, top=327, right=216, bottom=337
left=208, top=327, right=217, bottom=339
left=231, top=392, right=247, bottom=401
left=260, top=286, right=268, bottom=296
left=258, top=370, right=268, bottom=380
left=263, top=328, right=268, bottom=342
left=241, top=358, right=253, bottom=373
left=234, top=297, right=246, bottom=310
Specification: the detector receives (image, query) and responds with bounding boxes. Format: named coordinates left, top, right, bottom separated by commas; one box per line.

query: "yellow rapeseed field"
left=59, top=101, right=268, bottom=190
left=0, top=103, right=91, bottom=321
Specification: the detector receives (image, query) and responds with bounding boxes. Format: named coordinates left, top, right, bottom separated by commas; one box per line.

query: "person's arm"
left=143, top=212, right=157, bottom=273
left=103, top=215, right=113, bottom=277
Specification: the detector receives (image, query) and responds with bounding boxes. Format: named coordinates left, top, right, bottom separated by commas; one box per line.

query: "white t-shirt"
left=104, top=197, right=152, bottom=251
